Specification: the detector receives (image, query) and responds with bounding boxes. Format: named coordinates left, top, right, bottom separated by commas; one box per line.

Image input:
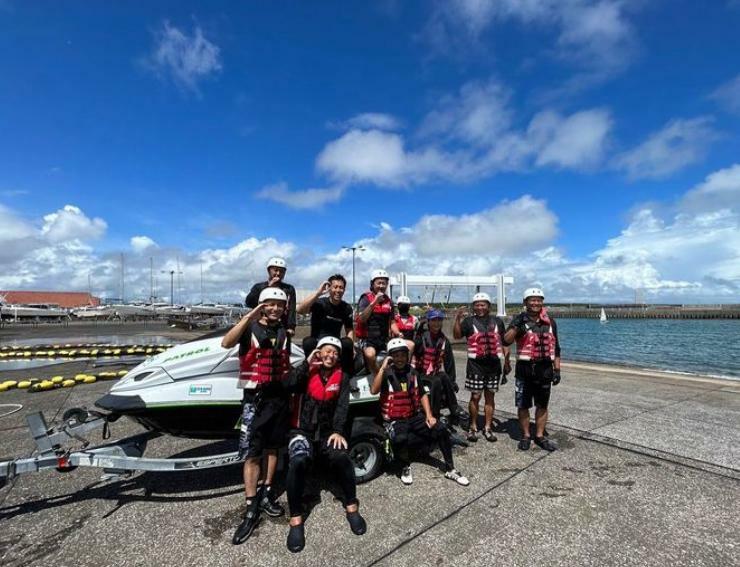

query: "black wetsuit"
left=302, top=297, right=355, bottom=374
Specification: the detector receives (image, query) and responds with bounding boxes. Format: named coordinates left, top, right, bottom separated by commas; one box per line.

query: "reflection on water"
left=557, top=318, right=740, bottom=380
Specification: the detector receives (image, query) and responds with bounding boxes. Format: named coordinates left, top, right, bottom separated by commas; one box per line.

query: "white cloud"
left=710, top=73, right=740, bottom=115
left=146, top=21, right=222, bottom=92
left=130, top=235, right=158, bottom=253
left=615, top=117, right=719, bottom=180
left=41, top=205, right=107, bottom=243
left=256, top=182, right=345, bottom=210
left=680, top=163, right=740, bottom=212
left=337, top=113, right=402, bottom=131
left=421, top=0, right=637, bottom=81
left=0, top=204, right=40, bottom=263
left=529, top=108, right=612, bottom=169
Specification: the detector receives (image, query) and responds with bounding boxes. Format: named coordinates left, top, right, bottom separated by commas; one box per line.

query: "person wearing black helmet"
left=370, top=338, right=470, bottom=487
left=453, top=293, right=510, bottom=443
left=222, top=287, right=293, bottom=545
left=394, top=295, right=419, bottom=349
left=356, top=269, right=399, bottom=374
left=285, top=336, right=366, bottom=553
left=413, top=309, right=465, bottom=425
left=503, top=287, right=561, bottom=452
left=245, top=257, right=298, bottom=335
left=297, top=274, right=356, bottom=374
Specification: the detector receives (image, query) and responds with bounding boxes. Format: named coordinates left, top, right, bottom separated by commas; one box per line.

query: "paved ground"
left=0, top=345, right=738, bottom=566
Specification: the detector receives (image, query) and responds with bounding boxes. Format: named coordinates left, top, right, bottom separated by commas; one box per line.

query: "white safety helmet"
left=522, top=287, right=545, bottom=302
left=387, top=337, right=409, bottom=354
left=370, top=269, right=390, bottom=281
left=472, top=292, right=491, bottom=304
left=397, top=295, right=411, bottom=304
left=317, top=336, right=342, bottom=352
left=266, top=257, right=287, bottom=270
left=258, top=287, right=288, bottom=303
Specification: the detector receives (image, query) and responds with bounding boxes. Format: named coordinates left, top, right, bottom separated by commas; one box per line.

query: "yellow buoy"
left=118, top=370, right=128, bottom=376
left=83, top=376, right=96, bottom=384
left=113, top=349, right=121, bottom=355
left=74, top=373, right=88, bottom=380
left=62, top=379, right=76, bottom=388
left=2, top=380, right=18, bottom=389
left=17, top=380, right=32, bottom=389
left=0, top=384, right=8, bottom=392
left=51, top=376, right=64, bottom=384
left=40, top=380, right=54, bottom=390
left=23, top=351, right=32, bottom=357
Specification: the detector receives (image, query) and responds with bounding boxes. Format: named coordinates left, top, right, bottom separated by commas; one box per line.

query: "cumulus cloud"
left=145, top=21, right=222, bottom=92
left=680, top=163, right=740, bottom=212
left=130, top=235, right=158, bottom=253
left=256, top=182, right=345, bottom=210
left=615, top=117, right=719, bottom=179
left=41, top=205, right=107, bottom=243
left=0, top=204, right=40, bottom=263
left=710, top=73, right=740, bottom=115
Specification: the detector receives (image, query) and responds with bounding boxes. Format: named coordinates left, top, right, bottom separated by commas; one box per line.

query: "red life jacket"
left=355, top=291, right=393, bottom=339
left=415, top=330, right=445, bottom=375
left=379, top=366, right=421, bottom=421
left=238, top=324, right=290, bottom=388
left=394, top=313, right=418, bottom=340
left=306, top=367, right=343, bottom=402
left=516, top=310, right=556, bottom=362
left=466, top=316, right=503, bottom=360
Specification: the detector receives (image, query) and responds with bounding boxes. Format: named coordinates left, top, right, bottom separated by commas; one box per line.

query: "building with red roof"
left=0, top=291, right=100, bottom=309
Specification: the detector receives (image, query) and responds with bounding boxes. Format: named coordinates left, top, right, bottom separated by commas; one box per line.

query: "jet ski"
left=95, top=334, right=380, bottom=439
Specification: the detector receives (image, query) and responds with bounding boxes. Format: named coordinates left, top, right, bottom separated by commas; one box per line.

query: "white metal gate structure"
left=391, top=273, right=514, bottom=317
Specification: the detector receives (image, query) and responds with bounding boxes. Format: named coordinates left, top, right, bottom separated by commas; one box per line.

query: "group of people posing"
left=222, top=257, right=562, bottom=552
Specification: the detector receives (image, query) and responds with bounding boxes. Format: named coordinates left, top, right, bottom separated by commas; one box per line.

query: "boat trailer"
left=0, top=409, right=247, bottom=488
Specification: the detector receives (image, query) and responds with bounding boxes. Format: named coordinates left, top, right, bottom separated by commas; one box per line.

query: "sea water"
left=556, top=318, right=740, bottom=380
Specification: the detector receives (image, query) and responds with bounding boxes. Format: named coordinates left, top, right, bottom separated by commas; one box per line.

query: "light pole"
left=161, top=270, right=175, bottom=305
left=342, top=245, right=365, bottom=309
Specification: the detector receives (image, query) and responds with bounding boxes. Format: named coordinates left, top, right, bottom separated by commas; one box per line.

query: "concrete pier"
left=0, top=349, right=737, bottom=566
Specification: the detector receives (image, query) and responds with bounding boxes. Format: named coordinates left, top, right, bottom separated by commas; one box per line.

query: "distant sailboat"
left=600, top=308, right=608, bottom=323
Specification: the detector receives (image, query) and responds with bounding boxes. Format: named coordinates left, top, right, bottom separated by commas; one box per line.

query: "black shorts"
left=385, top=414, right=446, bottom=448
left=238, top=392, right=289, bottom=459
left=358, top=337, right=387, bottom=352
left=514, top=360, right=554, bottom=409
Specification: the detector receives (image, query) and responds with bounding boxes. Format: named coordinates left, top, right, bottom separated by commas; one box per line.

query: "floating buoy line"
left=0, top=343, right=173, bottom=360
left=0, top=370, right=129, bottom=393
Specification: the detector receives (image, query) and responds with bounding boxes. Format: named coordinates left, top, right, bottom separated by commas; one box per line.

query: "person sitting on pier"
left=503, top=287, right=561, bottom=452
left=285, top=336, right=366, bottom=553
left=355, top=269, right=398, bottom=375
left=413, top=309, right=466, bottom=426
left=453, top=293, right=510, bottom=443
left=222, top=287, right=292, bottom=545
left=245, top=257, right=297, bottom=336
left=297, top=274, right=356, bottom=374
left=370, top=338, right=469, bottom=487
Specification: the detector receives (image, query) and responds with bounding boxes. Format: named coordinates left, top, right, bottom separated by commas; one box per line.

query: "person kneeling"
left=285, top=336, right=366, bottom=553
left=370, top=338, right=470, bottom=487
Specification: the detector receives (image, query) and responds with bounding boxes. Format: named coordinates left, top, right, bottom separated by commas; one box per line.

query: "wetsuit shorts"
left=238, top=391, right=289, bottom=458
left=465, top=357, right=502, bottom=393
left=514, top=360, right=554, bottom=409
left=357, top=337, right=387, bottom=353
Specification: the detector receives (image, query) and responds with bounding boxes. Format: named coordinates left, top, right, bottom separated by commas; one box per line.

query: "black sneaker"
left=483, top=429, right=497, bottom=442
left=534, top=436, right=557, bottom=452
left=467, top=429, right=479, bottom=443
left=286, top=523, right=305, bottom=553
left=233, top=506, right=260, bottom=545
left=518, top=437, right=531, bottom=451
left=346, top=510, right=367, bottom=535
left=259, top=486, right=285, bottom=517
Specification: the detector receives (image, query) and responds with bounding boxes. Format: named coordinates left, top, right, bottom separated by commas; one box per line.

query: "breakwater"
left=544, top=305, right=740, bottom=319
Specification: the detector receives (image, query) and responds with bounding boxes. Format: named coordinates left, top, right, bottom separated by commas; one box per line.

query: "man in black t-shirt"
left=297, top=274, right=355, bottom=373
left=245, top=257, right=297, bottom=334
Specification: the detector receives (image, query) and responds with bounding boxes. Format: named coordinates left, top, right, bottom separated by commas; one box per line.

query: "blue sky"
left=1, top=1, right=739, bottom=304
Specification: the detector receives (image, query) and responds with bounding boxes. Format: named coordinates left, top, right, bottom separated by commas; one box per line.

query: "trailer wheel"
left=349, top=435, right=384, bottom=484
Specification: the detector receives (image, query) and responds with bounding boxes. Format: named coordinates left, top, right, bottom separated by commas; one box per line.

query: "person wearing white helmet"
left=503, top=287, right=561, bottom=452
left=222, top=286, right=293, bottom=544
left=356, top=269, right=399, bottom=374
left=284, top=335, right=366, bottom=553
left=453, top=292, right=511, bottom=443
left=370, top=338, right=470, bottom=487
left=245, top=256, right=297, bottom=335
left=297, top=274, right=356, bottom=374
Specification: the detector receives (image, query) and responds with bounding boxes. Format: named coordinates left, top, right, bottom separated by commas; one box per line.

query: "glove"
left=452, top=381, right=460, bottom=393
left=552, top=369, right=561, bottom=386
left=510, top=313, right=528, bottom=335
